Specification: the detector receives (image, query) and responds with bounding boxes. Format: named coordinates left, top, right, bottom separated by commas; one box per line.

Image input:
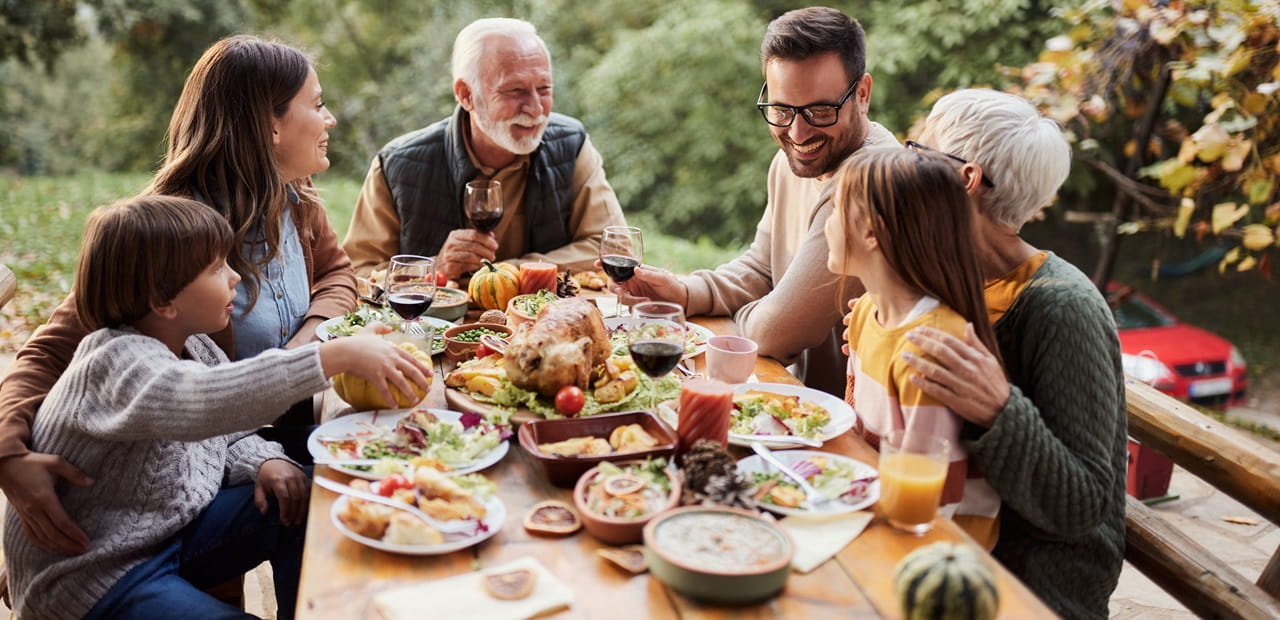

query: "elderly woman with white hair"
left=870, top=89, right=1127, bottom=620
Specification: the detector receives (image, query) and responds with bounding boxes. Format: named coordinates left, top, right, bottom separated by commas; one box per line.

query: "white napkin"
left=594, top=296, right=621, bottom=318
left=374, top=556, right=573, bottom=620
left=779, top=511, right=873, bottom=573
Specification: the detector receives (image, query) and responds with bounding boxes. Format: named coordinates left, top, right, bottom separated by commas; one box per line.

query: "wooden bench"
left=1123, top=379, right=1280, bottom=617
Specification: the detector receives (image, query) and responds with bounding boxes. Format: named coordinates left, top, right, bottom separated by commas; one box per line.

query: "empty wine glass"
left=465, top=180, right=504, bottom=234
left=628, top=301, right=685, bottom=413
left=385, top=255, right=436, bottom=341
left=601, top=225, right=642, bottom=317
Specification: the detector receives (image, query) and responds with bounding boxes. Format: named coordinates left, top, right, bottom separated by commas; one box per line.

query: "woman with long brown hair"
left=826, top=146, right=1002, bottom=541
left=0, top=35, right=358, bottom=560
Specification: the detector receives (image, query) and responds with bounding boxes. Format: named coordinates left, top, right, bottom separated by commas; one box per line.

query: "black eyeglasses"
left=756, top=79, right=859, bottom=128
left=905, top=140, right=995, bottom=188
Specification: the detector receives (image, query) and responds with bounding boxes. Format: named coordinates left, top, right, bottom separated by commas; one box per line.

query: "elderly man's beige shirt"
left=342, top=130, right=625, bottom=277
left=682, top=121, right=898, bottom=395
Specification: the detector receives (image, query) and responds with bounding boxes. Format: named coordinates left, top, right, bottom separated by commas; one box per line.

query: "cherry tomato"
left=554, top=385, right=585, bottom=416
left=436, top=271, right=448, bottom=287
left=377, top=473, right=412, bottom=497
left=475, top=342, right=495, bottom=359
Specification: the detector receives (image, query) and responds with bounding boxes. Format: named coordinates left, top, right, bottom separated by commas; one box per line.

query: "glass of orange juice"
left=878, top=430, right=951, bottom=535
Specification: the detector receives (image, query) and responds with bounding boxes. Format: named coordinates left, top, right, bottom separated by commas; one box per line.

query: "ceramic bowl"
left=644, top=506, right=794, bottom=604
left=504, top=293, right=548, bottom=328
left=518, top=410, right=677, bottom=487
left=442, top=322, right=512, bottom=360
left=573, top=458, right=681, bottom=545
left=424, top=287, right=469, bottom=323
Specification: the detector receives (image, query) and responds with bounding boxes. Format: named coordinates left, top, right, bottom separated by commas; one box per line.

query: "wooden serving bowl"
left=518, top=411, right=677, bottom=487
left=442, top=322, right=512, bottom=360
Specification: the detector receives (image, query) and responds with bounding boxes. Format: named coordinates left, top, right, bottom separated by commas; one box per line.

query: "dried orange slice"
left=482, top=568, right=536, bottom=600
left=523, top=500, right=582, bottom=536
left=603, top=473, right=645, bottom=497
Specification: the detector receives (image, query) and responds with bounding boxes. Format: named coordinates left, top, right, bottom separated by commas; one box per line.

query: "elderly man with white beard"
left=343, top=18, right=626, bottom=281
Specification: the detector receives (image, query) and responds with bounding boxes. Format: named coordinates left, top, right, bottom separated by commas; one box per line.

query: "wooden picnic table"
left=296, top=311, right=1054, bottom=618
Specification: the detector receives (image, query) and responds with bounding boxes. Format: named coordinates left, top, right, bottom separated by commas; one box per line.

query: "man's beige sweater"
left=682, top=122, right=897, bottom=395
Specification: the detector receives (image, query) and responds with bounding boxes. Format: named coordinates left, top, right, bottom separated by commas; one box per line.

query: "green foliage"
left=0, top=0, right=83, bottom=68
left=575, top=1, right=775, bottom=245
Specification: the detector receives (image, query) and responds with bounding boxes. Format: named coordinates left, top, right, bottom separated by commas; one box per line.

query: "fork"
left=315, top=475, right=477, bottom=535
left=750, top=442, right=841, bottom=512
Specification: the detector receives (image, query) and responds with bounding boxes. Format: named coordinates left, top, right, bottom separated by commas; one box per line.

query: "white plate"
left=330, top=492, right=505, bottom=555
left=316, top=314, right=453, bottom=348
left=308, top=408, right=510, bottom=480
left=604, top=317, right=714, bottom=359
left=737, top=450, right=879, bottom=516
left=727, top=382, right=856, bottom=448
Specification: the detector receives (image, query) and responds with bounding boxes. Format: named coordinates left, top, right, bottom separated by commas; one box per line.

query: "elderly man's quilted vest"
left=378, top=106, right=585, bottom=259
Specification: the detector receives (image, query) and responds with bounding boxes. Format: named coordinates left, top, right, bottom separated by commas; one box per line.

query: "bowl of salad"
left=573, top=458, right=680, bottom=544
left=505, top=290, right=559, bottom=328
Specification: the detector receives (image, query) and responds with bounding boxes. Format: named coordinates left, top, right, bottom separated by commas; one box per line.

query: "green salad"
left=326, top=306, right=445, bottom=353
left=750, top=455, right=877, bottom=508
left=471, top=372, right=681, bottom=420
left=730, top=390, right=831, bottom=438
left=511, top=289, right=558, bottom=316
left=322, top=409, right=508, bottom=473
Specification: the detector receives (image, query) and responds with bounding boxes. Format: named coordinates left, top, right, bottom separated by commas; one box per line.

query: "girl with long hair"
left=827, top=146, right=1002, bottom=540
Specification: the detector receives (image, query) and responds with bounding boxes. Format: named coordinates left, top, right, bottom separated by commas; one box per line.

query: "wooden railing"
left=1123, top=379, right=1280, bottom=618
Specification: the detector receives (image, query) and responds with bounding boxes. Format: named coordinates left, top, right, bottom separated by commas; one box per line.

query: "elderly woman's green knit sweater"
left=967, top=254, right=1128, bottom=620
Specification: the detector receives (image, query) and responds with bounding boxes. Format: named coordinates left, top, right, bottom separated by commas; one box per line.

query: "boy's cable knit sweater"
left=3, top=328, right=329, bottom=620
left=968, top=254, right=1128, bottom=620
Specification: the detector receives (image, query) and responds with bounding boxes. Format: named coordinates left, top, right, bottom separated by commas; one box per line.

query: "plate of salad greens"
left=309, top=408, right=511, bottom=480
left=315, top=305, right=452, bottom=354
left=736, top=450, right=879, bottom=515
left=727, top=383, right=855, bottom=447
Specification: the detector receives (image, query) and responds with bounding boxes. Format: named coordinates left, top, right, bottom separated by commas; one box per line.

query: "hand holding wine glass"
left=385, top=255, right=437, bottom=339
left=465, top=180, right=504, bottom=234
left=628, top=301, right=686, bottom=413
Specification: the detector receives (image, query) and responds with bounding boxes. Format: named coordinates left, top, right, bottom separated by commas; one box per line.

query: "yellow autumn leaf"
left=1221, top=139, right=1252, bottom=172
left=1237, top=255, right=1257, bottom=272
left=1173, top=198, right=1195, bottom=238
left=1177, top=138, right=1198, bottom=163
left=1248, top=177, right=1274, bottom=205
left=1193, top=124, right=1231, bottom=162
left=1242, top=92, right=1269, bottom=116
left=1212, top=202, right=1249, bottom=233
left=1161, top=162, right=1200, bottom=194
left=1219, top=246, right=1241, bottom=273
left=1266, top=203, right=1280, bottom=225
left=1242, top=224, right=1275, bottom=250
left=1224, top=48, right=1252, bottom=77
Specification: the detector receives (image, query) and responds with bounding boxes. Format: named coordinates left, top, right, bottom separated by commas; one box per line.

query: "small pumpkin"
left=332, top=341, right=433, bottom=410
left=468, top=260, right=521, bottom=310
left=893, top=542, right=999, bottom=620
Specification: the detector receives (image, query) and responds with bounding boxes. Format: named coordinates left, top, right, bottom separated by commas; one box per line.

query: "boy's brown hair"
left=75, top=196, right=234, bottom=330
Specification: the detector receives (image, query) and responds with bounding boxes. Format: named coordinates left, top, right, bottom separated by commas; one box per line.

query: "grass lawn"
left=0, top=172, right=746, bottom=352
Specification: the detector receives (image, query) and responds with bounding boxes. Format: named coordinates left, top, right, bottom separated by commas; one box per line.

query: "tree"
left=1011, top=0, right=1280, bottom=282
left=572, top=0, right=775, bottom=245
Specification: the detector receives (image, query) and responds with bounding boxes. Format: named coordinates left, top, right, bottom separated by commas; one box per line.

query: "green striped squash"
left=468, top=260, right=520, bottom=310
left=893, top=542, right=999, bottom=620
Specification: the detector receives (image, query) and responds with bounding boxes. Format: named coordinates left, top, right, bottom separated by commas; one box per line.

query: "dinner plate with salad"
left=308, top=408, right=511, bottom=480
left=329, top=473, right=505, bottom=555
left=315, top=306, right=452, bottom=354
left=736, top=450, right=879, bottom=516
left=604, top=317, right=713, bottom=359
left=728, top=382, right=855, bottom=447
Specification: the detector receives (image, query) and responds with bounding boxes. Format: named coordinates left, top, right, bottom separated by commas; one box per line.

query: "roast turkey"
left=503, top=297, right=610, bottom=397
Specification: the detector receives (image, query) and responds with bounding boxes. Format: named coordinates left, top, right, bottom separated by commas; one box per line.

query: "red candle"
left=677, top=378, right=733, bottom=454
left=518, top=262, right=559, bottom=295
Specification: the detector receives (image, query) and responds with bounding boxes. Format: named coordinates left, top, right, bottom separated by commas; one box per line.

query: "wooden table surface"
left=296, top=313, right=1053, bottom=618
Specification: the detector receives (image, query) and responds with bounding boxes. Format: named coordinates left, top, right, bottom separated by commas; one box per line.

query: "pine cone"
left=556, top=270, right=580, bottom=298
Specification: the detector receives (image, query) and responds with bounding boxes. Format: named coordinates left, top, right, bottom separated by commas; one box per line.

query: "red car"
left=1109, top=285, right=1247, bottom=409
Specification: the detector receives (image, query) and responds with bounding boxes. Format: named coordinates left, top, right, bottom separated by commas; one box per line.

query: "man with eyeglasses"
left=614, top=6, right=896, bottom=396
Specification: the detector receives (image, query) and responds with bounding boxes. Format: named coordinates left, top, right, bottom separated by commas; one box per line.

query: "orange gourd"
left=469, top=260, right=521, bottom=310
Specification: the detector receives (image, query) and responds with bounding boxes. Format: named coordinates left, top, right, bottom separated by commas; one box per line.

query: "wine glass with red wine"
left=628, top=301, right=685, bottom=413
left=601, top=225, right=643, bottom=316
left=465, top=180, right=504, bottom=234
left=385, top=255, right=437, bottom=339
